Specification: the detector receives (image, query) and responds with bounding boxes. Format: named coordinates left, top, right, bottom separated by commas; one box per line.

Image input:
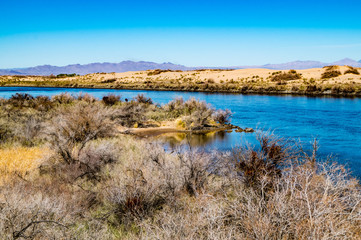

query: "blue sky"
left=1, top=0, right=361, bottom=68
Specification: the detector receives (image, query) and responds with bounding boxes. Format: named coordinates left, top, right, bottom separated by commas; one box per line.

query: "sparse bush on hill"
left=344, top=66, right=360, bottom=75
left=321, top=70, right=342, bottom=79
left=101, top=78, right=117, bottom=83
left=147, top=69, right=183, bottom=76
left=323, top=65, right=339, bottom=71
left=321, top=65, right=342, bottom=79
left=270, top=70, right=302, bottom=82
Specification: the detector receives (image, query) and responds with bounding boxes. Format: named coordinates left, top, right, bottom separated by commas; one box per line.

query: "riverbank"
left=1, top=65, right=361, bottom=97
left=0, top=90, right=360, bottom=239
left=119, top=123, right=253, bottom=138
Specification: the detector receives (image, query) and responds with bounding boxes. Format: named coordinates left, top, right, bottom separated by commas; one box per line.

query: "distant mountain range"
left=1, top=58, right=361, bottom=76
left=0, top=61, right=193, bottom=76
left=236, top=58, right=361, bottom=70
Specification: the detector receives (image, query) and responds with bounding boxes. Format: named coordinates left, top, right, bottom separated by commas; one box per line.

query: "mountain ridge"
left=1, top=59, right=361, bottom=76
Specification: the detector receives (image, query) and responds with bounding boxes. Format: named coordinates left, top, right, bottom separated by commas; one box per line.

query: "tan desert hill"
left=1, top=65, right=361, bottom=96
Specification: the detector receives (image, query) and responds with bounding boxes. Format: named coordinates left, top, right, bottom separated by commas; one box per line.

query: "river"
left=1, top=87, right=360, bottom=176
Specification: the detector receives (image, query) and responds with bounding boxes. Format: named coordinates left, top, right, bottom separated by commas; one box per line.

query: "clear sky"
left=1, top=0, right=361, bottom=68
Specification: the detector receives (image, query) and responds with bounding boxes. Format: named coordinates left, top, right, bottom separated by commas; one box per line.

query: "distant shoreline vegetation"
left=1, top=66, right=361, bottom=97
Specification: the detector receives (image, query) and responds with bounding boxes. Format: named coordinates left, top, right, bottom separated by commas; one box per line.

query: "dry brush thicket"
left=0, top=93, right=360, bottom=239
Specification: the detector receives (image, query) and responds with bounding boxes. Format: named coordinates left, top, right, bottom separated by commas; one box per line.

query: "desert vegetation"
left=1, top=66, right=361, bottom=96
left=321, top=66, right=342, bottom=79
left=345, top=66, right=360, bottom=75
left=0, top=92, right=360, bottom=239
left=270, top=69, right=302, bottom=82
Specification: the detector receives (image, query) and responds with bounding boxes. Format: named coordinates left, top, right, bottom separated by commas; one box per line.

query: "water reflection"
left=144, top=130, right=260, bottom=153
left=153, top=130, right=232, bottom=148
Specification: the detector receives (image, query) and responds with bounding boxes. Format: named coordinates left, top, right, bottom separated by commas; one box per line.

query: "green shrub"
left=56, top=73, right=77, bottom=78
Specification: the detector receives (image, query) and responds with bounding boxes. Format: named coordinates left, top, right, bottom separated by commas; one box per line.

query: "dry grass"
left=0, top=93, right=360, bottom=239
left=0, top=146, right=51, bottom=182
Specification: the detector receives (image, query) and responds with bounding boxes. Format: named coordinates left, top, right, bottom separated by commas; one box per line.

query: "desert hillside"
left=1, top=65, right=361, bottom=96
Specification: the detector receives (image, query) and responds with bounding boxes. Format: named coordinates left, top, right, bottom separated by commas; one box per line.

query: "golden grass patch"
left=0, top=147, right=51, bottom=182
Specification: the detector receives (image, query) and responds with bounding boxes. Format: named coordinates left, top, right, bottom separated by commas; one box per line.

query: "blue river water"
left=1, top=87, right=360, bottom=176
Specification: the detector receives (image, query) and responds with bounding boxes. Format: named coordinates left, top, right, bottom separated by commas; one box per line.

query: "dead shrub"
left=176, top=148, right=221, bottom=197
left=17, top=116, right=42, bottom=146
left=8, top=93, right=35, bottom=108
left=230, top=133, right=292, bottom=193
left=51, top=93, right=74, bottom=104
left=46, top=102, right=115, bottom=165
left=42, top=140, right=120, bottom=191
left=75, top=93, right=97, bottom=103
left=105, top=168, right=167, bottom=224
left=0, top=182, right=71, bottom=239
left=163, top=97, right=185, bottom=118
left=182, top=98, right=215, bottom=129
left=101, top=142, right=222, bottom=228
left=34, top=95, right=54, bottom=111
left=113, top=102, right=147, bottom=127
left=212, top=109, right=232, bottom=125
left=0, top=119, right=13, bottom=144
left=134, top=94, right=153, bottom=104
left=102, top=93, right=121, bottom=106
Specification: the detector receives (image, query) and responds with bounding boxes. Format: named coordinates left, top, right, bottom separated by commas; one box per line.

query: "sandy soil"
left=2, top=66, right=360, bottom=85
left=77, top=66, right=361, bottom=85
left=1, top=66, right=360, bottom=96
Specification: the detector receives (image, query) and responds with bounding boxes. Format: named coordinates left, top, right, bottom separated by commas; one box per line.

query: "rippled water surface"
left=1, top=87, right=360, bottom=175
